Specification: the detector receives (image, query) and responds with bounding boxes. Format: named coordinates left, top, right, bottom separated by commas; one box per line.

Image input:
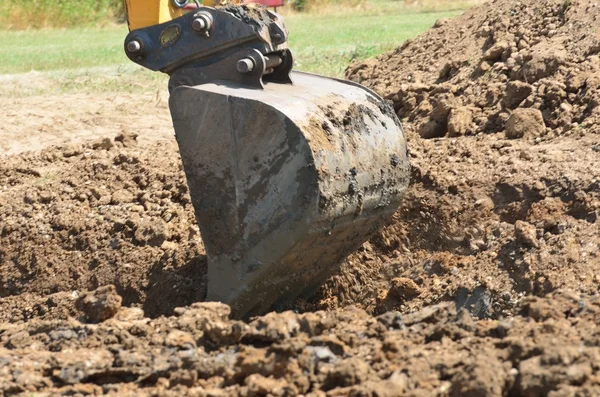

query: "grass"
left=285, top=9, right=461, bottom=76
left=0, top=0, right=123, bottom=30
left=0, top=28, right=127, bottom=74
left=0, top=0, right=468, bottom=94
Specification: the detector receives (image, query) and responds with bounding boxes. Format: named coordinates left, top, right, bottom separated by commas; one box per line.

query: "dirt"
left=0, top=0, right=599, bottom=394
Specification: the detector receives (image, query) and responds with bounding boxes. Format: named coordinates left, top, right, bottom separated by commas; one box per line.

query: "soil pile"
left=0, top=134, right=207, bottom=320
left=318, top=0, right=600, bottom=318
left=347, top=0, right=600, bottom=139
left=3, top=288, right=600, bottom=396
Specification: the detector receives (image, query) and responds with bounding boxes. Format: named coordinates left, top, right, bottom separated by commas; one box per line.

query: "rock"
left=133, top=219, right=170, bottom=247
left=433, top=18, right=449, bottom=28
left=419, top=120, right=447, bottom=139
left=322, top=358, right=372, bottom=390
left=478, top=61, right=491, bottom=74
left=115, top=129, right=138, bottom=147
left=516, top=52, right=564, bottom=82
left=455, top=287, right=493, bottom=319
left=430, top=98, right=458, bottom=123
left=164, top=330, right=196, bottom=349
left=110, top=190, right=135, bottom=205
left=75, top=285, right=122, bottom=323
left=505, top=108, right=545, bottom=139
left=92, top=138, right=114, bottom=151
left=447, top=107, right=473, bottom=136
left=389, top=277, right=421, bottom=300
left=503, top=81, right=533, bottom=109
left=245, top=311, right=301, bottom=343
left=514, top=220, right=539, bottom=248
left=62, top=145, right=84, bottom=158
left=169, top=369, right=198, bottom=387
left=483, top=41, right=509, bottom=62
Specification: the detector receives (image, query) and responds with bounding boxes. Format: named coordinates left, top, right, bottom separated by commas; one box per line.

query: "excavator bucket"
left=170, top=71, right=410, bottom=318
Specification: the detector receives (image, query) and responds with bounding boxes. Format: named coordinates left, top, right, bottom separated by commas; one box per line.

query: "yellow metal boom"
left=125, top=0, right=184, bottom=30
left=125, top=0, right=220, bottom=30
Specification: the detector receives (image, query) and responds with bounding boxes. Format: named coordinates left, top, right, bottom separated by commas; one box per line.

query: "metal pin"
left=237, top=58, right=255, bottom=74
left=192, top=18, right=206, bottom=31
left=126, top=40, right=142, bottom=53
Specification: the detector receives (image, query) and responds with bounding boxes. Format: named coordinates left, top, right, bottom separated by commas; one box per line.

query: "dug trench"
left=0, top=0, right=599, bottom=394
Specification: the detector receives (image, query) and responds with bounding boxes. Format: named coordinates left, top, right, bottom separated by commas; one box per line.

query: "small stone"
left=165, top=330, right=196, bottom=349
left=566, top=363, right=592, bottom=385
left=475, top=197, right=494, bottom=210
left=503, top=81, right=533, bottom=109
left=110, top=190, right=135, bottom=205
left=479, top=61, right=491, bottom=73
left=115, top=307, right=145, bottom=322
left=92, top=138, right=114, bottom=151
left=433, top=18, right=449, bottom=28
left=514, top=220, right=539, bottom=248
left=419, top=120, right=447, bottom=139
left=115, top=129, right=138, bottom=147
left=75, top=285, right=122, bottom=323
left=62, top=145, right=84, bottom=158
left=483, top=41, right=509, bottom=62
left=389, top=277, right=421, bottom=300
left=447, top=107, right=473, bottom=137
left=505, top=108, right=545, bottom=139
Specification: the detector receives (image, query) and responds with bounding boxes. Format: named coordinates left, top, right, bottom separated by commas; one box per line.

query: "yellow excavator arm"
left=125, top=0, right=219, bottom=30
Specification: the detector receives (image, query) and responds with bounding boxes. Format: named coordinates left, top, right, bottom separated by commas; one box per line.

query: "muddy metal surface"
left=0, top=0, right=599, bottom=394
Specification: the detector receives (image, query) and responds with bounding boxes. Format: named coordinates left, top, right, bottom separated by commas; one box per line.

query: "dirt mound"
left=347, top=0, right=600, bottom=139
left=312, top=0, right=600, bottom=318
left=2, top=287, right=600, bottom=396
left=1, top=0, right=600, bottom=393
left=0, top=134, right=207, bottom=319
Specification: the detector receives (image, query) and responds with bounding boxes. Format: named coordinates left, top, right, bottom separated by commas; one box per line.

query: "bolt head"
left=192, top=18, right=206, bottom=32
left=126, top=40, right=142, bottom=53
left=237, top=58, right=255, bottom=74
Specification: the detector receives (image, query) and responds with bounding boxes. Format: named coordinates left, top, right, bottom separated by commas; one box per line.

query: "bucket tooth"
left=169, top=71, right=410, bottom=318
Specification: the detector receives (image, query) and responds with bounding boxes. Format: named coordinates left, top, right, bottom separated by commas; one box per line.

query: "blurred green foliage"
left=288, top=0, right=367, bottom=12
left=0, top=0, right=126, bottom=29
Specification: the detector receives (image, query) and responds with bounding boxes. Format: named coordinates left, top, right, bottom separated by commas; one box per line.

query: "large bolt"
left=192, top=18, right=206, bottom=32
left=237, top=58, right=255, bottom=74
left=126, top=39, right=142, bottom=53
left=192, top=12, right=213, bottom=33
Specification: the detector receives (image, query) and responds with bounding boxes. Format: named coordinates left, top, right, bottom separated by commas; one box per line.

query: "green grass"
left=0, top=27, right=128, bottom=74
left=0, top=0, right=124, bottom=30
left=285, top=10, right=460, bottom=76
left=0, top=2, right=465, bottom=94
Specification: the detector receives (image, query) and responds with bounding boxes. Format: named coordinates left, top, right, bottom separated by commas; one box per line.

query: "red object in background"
left=183, top=0, right=284, bottom=8
left=244, top=0, right=285, bottom=7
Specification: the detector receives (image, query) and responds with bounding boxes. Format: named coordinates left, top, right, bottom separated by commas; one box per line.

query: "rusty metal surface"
left=169, top=72, right=410, bottom=318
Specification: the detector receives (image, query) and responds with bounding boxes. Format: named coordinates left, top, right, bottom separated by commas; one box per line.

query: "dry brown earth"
left=1, top=0, right=600, bottom=394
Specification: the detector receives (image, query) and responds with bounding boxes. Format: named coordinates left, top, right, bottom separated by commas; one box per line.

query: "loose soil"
left=1, top=0, right=599, bottom=394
